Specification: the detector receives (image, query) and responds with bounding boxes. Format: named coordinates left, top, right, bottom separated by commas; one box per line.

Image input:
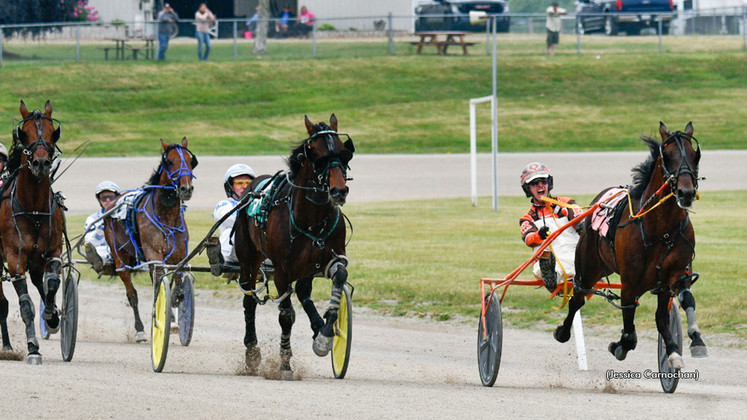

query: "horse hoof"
left=245, top=347, right=261, bottom=374
left=609, top=343, right=627, bottom=361
left=553, top=327, right=570, bottom=343
left=135, top=331, right=148, bottom=343
left=170, top=322, right=179, bottom=334
left=312, top=334, right=333, bottom=357
left=690, top=344, right=708, bottom=358
left=27, top=354, right=43, bottom=365
left=668, top=353, right=685, bottom=369
left=281, top=370, right=295, bottom=381
left=45, top=315, right=61, bottom=335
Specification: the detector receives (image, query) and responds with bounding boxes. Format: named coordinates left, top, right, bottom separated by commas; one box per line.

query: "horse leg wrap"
left=243, top=298, right=258, bottom=348
left=43, top=272, right=60, bottom=316
left=539, top=254, right=557, bottom=292
left=678, top=289, right=700, bottom=336
left=278, top=305, right=296, bottom=350
left=609, top=329, right=637, bottom=361
left=128, top=292, right=144, bottom=334
left=11, top=273, right=27, bottom=283
left=19, top=294, right=39, bottom=353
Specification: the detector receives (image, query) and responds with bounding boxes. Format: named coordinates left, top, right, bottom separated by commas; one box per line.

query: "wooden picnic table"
left=410, top=31, right=476, bottom=55
left=103, top=37, right=156, bottom=61
left=104, top=38, right=129, bottom=60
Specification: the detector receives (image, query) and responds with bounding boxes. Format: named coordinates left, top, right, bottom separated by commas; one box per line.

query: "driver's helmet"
left=520, top=162, right=553, bottom=198
left=223, top=164, right=256, bottom=198
left=95, top=180, right=120, bottom=198
left=0, top=143, right=8, bottom=162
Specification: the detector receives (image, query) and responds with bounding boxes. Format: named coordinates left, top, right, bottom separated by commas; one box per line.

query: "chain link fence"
left=1, top=8, right=745, bottom=64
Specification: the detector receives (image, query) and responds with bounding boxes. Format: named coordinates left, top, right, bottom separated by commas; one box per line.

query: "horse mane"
left=6, top=138, right=24, bottom=176
left=629, top=136, right=661, bottom=200
left=146, top=163, right=163, bottom=186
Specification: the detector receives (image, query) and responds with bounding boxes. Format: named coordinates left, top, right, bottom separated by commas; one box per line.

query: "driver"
left=84, top=181, right=121, bottom=276
left=519, top=162, right=581, bottom=291
left=209, top=164, right=256, bottom=268
left=0, top=143, right=8, bottom=189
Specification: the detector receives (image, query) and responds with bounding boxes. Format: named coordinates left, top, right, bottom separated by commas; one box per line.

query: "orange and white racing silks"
left=520, top=196, right=581, bottom=281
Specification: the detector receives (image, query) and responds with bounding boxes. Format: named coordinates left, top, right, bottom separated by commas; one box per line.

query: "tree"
left=0, top=0, right=77, bottom=37
left=252, top=0, right=270, bottom=54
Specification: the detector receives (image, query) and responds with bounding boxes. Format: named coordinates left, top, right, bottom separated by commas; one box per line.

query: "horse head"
left=658, top=122, right=701, bottom=209
left=159, top=137, right=197, bottom=202
left=16, top=100, right=61, bottom=179
left=294, top=114, right=355, bottom=206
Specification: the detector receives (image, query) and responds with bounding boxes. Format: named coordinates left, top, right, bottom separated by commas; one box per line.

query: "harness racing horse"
left=103, top=138, right=197, bottom=342
left=233, top=115, right=354, bottom=377
left=0, top=101, right=65, bottom=363
left=554, top=122, right=703, bottom=368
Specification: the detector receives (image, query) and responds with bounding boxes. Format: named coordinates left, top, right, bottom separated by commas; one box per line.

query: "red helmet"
left=520, top=162, right=553, bottom=198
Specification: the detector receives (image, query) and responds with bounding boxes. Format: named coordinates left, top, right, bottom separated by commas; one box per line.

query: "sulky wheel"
left=477, top=291, right=503, bottom=387
left=331, top=284, right=353, bottom=379
left=151, top=270, right=172, bottom=373
left=39, top=299, right=50, bottom=340
left=657, top=299, right=683, bottom=393
left=178, top=273, right=195, bottom=347
left=60, top=270, right=79, bottom=362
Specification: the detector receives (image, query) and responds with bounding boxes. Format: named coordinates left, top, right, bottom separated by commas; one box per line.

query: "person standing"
left=195, top=3, right=216, bottom=61
left=545, top=1, right=567, bottom=56
left=157, top=3, right=179, bottom=60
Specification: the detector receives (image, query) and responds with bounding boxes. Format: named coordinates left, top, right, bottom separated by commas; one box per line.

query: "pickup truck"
left=575, top=0, right=676, bottom=35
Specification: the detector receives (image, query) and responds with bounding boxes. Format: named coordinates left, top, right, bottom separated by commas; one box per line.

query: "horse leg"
left=313, top=259, right=347, bottom=357
left=677, top=287, right=708, bottom=358
left=11, top=275, right=41, bottom=359
left=41, top=259, right=62, bottom=333
left=119, top=271, right=146, bottom=342
left=278, top=289, right=296, bottom=380
left=553, top=288, right=586, bottom=343
left=295, top=276, right=323, bottom=338
left=242, top=295, right=261, bottom=374
left=609, top=297, right=638, bottom=361
left=0, top=286, right=12, bottom=351
left=656, top=293, right=684, bottom=368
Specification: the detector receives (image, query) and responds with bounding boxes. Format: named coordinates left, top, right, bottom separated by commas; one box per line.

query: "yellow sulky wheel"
left=331, top=284, right=353, bottom=379
left=151, top=271, right=171, bottom=373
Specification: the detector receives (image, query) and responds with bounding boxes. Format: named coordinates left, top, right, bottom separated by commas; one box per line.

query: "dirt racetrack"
left=2, top=151, right=746, bottom=419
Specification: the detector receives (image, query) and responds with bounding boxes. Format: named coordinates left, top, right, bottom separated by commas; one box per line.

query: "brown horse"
left=103, top=138, right=197, bottom=342
left=233, top=115, right=354, bottom=377
left=554, top=122, right=701, bottom=369
left=0, top=100, right=65, bottom=362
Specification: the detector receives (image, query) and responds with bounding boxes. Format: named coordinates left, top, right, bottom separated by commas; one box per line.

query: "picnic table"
left=410, top=31, right=476, bottom=55
left=102, top=37, right=156, bottom=61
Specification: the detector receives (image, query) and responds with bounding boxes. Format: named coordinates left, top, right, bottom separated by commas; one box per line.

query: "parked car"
left=575, top=0, right=675, bottom=35
left=415, top=0, right=510, bottom=33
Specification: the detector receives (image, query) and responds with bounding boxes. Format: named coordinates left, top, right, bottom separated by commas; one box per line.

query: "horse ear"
left=658, top=122, right=669, bottom=141
left=160, top=139, right=168, bottom=150
left=20, top=100, right=29, bottom=119
left=44, top=100, right=53, bottom=117
left=304, top=115, right=315, bottom=135
left=181, top=136, right=188, bottom=148
left=330, top=114, right=338, bottom=131
left=685, top=122, right=694, bottom=137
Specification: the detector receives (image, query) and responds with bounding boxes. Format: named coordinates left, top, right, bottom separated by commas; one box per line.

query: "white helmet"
left=95, top=180, right=120, bottom=197
left=223, top=164, right=256, bottom=198
left=0, top=143, right=8, bottom=161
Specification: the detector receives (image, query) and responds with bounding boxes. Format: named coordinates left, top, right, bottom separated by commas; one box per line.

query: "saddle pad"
left=590, top=188, right=628, bottom=239
left=245, top=178, right=273, bottom=219
left=111, top=190, right=144, bottom=220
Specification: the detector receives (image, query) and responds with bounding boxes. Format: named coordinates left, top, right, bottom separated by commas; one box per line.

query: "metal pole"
left=743, top=5, right=746, bottom=51
left=388, top=13, right=394, bottom=55
left=313, top=22, right=317, bottom=57
left=576, top=16, right=582, bottom=55
left=76, top=23, right=81, bottom=62
left=658, top=16, right=663, bottom=53
left=233, top=20, right=238, bottom=60
left=485, top=22, right=490, bottom=55
left=0, top=27, right=4, bottom=68
left=491, top=16, right=499, bottom=212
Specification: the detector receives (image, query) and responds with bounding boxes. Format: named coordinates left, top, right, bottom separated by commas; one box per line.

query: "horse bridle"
left=659, top=131, right=701, bottom=192
left=159, top=144, right=198, bottom=187
left=15, top=110, right=61, bottom=166
left=302, top=129, right=353, bottom=185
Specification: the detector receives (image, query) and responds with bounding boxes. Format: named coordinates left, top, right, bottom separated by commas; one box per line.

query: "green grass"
left=1, top=37, right=746, bottom=157
left=66, top=190, right=747, bottom=346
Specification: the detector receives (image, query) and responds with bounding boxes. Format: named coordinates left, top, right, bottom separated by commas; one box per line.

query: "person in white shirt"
left=211, top=164, right=256, bottom=266
left=84, top=181, right=120, bottom=275
left=545, top=1, right=567, bottom=56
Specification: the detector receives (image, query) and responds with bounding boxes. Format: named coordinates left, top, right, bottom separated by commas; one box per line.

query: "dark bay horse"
left=103, top=138, right=197, bottom=342
left=554, top=122, right=702, bottom=369
left=233, top=115, right=354, bottom=377
left=0, top=100, right=65, bottom=362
